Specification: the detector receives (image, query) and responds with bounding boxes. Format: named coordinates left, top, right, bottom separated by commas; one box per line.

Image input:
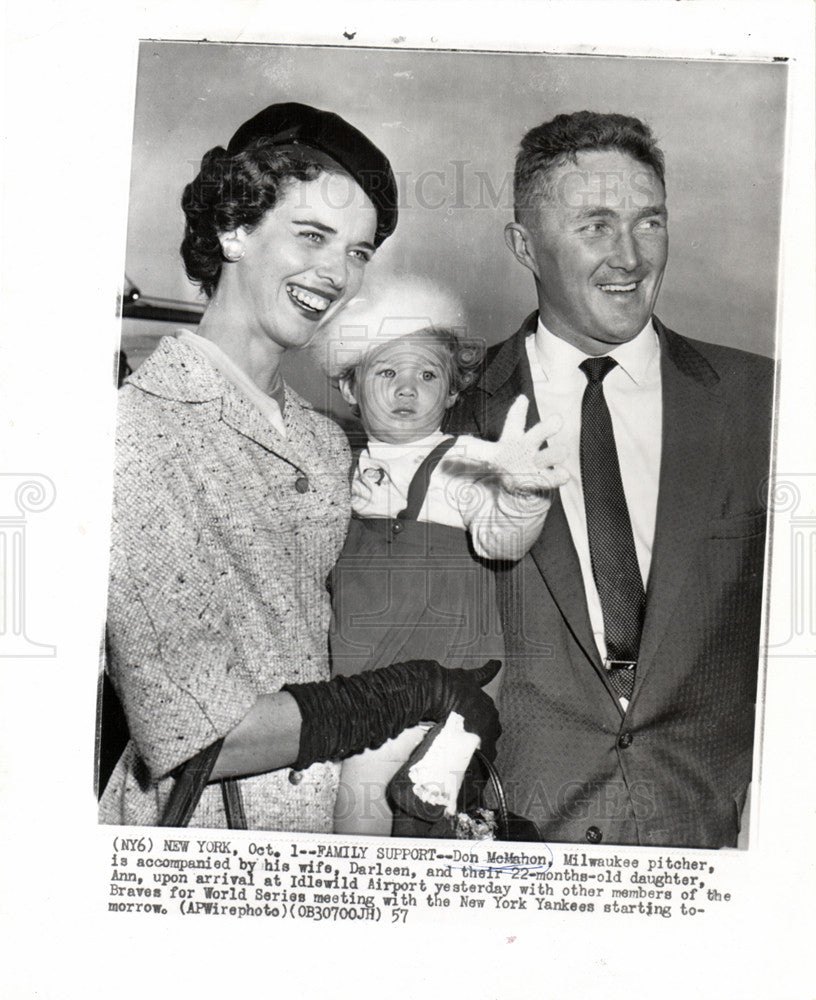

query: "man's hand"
left=460, top=395, right=569, bottom=496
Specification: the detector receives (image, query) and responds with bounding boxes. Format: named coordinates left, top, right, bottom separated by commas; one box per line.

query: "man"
left=447, top=111, right=773, bottom=848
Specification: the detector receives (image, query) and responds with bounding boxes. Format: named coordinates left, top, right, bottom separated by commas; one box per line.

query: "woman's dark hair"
left=180, top=138, right=327, bottom=298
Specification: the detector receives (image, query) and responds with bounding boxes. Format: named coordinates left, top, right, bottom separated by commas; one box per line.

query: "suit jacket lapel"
left=480, top=314, right=605, bottom=675
left=528, top=493, right=606, bottom=676
left=636, top=320, right=727, bottom=678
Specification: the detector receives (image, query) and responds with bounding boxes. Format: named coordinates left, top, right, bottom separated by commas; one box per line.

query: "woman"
left=101, top=103, right=499, bottom=831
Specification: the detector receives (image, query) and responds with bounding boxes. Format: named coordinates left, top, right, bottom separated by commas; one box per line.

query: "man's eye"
left=300, top=230, right=324, bottom=243
left=348, top=248, right=372, bottom=262
left=581, top=222, right=608, bottom=234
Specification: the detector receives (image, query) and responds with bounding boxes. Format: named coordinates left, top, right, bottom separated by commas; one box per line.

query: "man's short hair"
left=514, top=111, right=665, bottom=223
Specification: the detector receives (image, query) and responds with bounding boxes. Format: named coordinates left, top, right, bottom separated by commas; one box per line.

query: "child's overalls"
left=329, top=436, right=504, bottom=680
left=329, top=437, right=504, bottom=838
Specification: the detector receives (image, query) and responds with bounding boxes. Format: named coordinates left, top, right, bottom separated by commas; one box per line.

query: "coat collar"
left=127, top=335, right=224, bottom=402
left=468, top=312, right=540, bottom=440
left=126, top=336, right=321, bottom=474
left=478, top=311, right=537, bottom=398
left=478, top=312, right=722, bottom=398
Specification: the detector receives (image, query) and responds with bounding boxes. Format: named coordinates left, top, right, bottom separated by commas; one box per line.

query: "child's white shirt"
left=352, top=430, right=550, bottom=561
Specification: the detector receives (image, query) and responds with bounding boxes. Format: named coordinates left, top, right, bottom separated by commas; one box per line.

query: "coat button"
left=295, top=477, right=309, bottom=494
left=618, top=732, right=633, bottom=749
left=586, top=826, right=602, bottom=844
left=288, top=769, right=304, bottom=785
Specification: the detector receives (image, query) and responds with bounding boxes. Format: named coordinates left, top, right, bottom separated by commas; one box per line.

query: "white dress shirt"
left=526, top=320, right=663, bottom=670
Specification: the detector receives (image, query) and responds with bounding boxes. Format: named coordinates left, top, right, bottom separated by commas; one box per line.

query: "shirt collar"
left=533, top=317, right=660, bottom=386
left=365, top=429, right=448, bottom=461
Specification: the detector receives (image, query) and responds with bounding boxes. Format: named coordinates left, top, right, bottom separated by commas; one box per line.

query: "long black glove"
left=282, top=659, right=501, bottom=772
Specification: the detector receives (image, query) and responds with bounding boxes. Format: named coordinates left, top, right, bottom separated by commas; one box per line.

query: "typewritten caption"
left=106, top=836, right=734, bottom=924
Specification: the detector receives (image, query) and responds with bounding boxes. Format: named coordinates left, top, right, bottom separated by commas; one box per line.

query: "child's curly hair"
left=338, top=325, right=485, bottom=400
left=421, top=326, right=485, bottom=392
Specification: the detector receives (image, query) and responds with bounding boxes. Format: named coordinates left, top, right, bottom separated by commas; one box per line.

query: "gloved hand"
left=283, top=659, right=501, bottom=772
left=458, top=395, right=569, bottom=496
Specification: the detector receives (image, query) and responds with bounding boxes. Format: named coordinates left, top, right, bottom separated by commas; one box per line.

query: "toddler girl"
left=319, top=279, right=568, bottom=836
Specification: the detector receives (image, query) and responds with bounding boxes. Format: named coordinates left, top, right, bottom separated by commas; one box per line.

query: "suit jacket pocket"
left=709, top=510, right=767, bottom=539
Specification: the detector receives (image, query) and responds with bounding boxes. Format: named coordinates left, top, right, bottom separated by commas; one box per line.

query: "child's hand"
left=460, top=395, right=569, bottom=497
left=351, top=464, right=390, bottom=509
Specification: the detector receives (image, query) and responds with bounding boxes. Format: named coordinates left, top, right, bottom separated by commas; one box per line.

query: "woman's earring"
left=222, top=238, right=245, bottom=262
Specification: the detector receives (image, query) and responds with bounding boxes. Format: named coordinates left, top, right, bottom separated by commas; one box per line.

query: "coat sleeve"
left=441, top=439, right=550, bottom=561
left=458, top=477, right=549, bottom=561
left=466, top=484, right=550, bottom=561
left=106, top=406, right=258, bottom=782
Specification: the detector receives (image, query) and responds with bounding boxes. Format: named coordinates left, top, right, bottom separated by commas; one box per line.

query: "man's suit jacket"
left=447, top=313, right=774, bottom=848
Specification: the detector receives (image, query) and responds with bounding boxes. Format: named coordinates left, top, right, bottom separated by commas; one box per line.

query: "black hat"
left=227, top=102, right=398, bottom=246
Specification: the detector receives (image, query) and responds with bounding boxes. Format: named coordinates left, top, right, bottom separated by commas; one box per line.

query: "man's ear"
left=338, top=375, right=358, bottom=408
left=505, top=222, right=539, bottom=279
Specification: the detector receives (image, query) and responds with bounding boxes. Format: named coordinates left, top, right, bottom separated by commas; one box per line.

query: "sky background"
left=121, top=42, right=787, bottom=418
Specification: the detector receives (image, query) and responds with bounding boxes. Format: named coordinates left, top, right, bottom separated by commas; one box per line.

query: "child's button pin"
left=288, top=769, right=304, bottom=785
left=295, top=477, right=310, bottom=493
left=363, top=467, right=387, bottom=486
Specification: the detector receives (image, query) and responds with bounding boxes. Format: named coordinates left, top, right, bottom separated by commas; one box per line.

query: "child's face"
left=341, top=332, right=458, bottom=444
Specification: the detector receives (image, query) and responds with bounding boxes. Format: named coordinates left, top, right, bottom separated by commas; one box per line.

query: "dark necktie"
left=579, top=357, right=645, bottom=701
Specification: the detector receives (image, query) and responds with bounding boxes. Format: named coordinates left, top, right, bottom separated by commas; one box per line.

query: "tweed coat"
left=446, top=314, right=774, bottom=849
left=100, top=336, right=350, bottom=830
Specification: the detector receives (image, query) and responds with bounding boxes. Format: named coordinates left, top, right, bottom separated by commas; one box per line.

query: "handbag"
left=390, top=747, right=542, bottom=842
left=471, top=749, right=541, bottom=843
left=161, top=744, right=540, bottom=842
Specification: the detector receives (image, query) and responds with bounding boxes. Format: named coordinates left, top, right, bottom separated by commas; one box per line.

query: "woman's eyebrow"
left=292, top=217, right=375, bottom=252
left=292, top=218, right=335, bottom=232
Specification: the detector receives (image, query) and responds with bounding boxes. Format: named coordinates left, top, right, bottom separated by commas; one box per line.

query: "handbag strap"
left=473, top=749, right=510, bottom=842
left=220, top=776, right=248, bottom=829
left=159, top=738, right=247, bottom=829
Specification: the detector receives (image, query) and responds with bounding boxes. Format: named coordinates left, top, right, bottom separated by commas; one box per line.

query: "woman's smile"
left=286, top=282, right=337, bottom=317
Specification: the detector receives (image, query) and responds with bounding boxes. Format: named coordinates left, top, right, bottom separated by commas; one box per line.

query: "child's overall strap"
left=398, top=436, right=457, bottom=521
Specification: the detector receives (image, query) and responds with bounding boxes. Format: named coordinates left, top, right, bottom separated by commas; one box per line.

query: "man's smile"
left=597, top=280, right=640, bottom=294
